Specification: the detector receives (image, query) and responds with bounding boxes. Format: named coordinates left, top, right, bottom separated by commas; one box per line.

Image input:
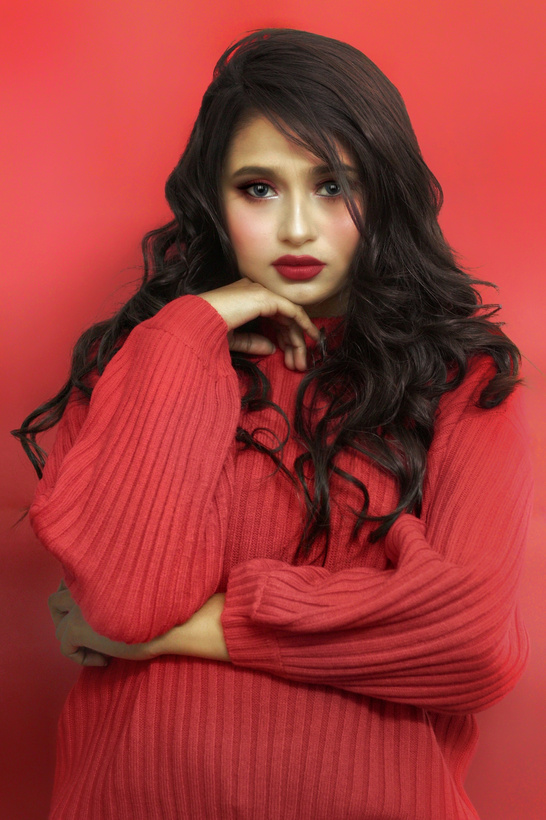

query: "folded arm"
left=31, top=295, right=239, bottom=644
left=221, top=376, right=533, bottom=714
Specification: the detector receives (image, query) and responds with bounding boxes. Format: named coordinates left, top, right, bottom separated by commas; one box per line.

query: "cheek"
left=225, top=203, right=271, bottom=258
left=325, top=210, right=360, bottom=258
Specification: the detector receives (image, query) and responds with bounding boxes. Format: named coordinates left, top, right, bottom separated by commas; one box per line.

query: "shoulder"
left=439, top=354, right=496, bottom=412
left=432, top=354, right=529, bottom=452
left=422, top=356, right=533, bottom=515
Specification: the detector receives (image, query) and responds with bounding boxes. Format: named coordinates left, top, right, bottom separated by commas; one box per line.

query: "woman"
left=15, top=27, right=533, bottom=820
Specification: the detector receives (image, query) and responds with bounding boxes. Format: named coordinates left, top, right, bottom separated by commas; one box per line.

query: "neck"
left=304, top=290, right=348, bottom=319
left=303, top=283, right=349, bottom=319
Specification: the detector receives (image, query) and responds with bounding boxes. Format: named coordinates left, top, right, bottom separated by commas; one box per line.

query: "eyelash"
left=238, top=180, right=344, bottom=201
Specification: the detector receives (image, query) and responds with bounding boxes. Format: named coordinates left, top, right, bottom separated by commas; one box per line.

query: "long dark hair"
left=13, top=28, right=521, bottom=564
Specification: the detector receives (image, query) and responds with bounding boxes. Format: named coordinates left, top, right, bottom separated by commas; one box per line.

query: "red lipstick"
left=272, top=255, right=325, bottom=281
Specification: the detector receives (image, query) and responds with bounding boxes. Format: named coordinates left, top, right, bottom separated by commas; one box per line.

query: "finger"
left=228, top=332, right=276, bottom=356
left=55, top=609, right=109, bottom=667
left=66, top=647, right=109, bottom=667
left=50, top=610, right=66, bottom=630
left=286, top=323, right=308, bottom=371
left=274, top=327, right=294, bottom=370
left=282, top=333, right=295, bottom=370
left=49, top=587, right=75, bottom=608
left=277, top=324, right=306, bottom=371
left=288, top=306, right=321, bottom=342
left=284, top=346, right=295, bottom=371
left=48, top=588, right=77, bottom=627
left=262, top=297, right=320, bottom=343
left=48, top=587, right=76, bottom=611
left=58, top=619, right=86, bottom=660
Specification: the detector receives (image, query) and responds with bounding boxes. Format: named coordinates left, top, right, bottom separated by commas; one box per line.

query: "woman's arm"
left=45, top=354, right=533, bottom=719
left=48, top=579, right=230, bottom=665
left=218, top=373, right=533, bottom=714
left=31, top=295, right=240, bottom=644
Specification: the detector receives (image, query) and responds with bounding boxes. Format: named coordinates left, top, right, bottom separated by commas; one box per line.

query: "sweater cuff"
left=222, top=562, right=285, bottom=675
left=144, top=294, right=233, bottom=377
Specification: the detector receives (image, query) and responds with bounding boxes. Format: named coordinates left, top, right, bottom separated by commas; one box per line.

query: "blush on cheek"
left=324, top=211, right=360, bottom=254
left=227, top=206, right=272, bottom=251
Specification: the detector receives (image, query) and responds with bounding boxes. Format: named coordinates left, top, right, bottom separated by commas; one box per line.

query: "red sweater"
left=30, top=294, right=533, bottom=819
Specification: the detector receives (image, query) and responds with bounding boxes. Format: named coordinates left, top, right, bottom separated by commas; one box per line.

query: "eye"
left=240, top=182, right=276, bottom=199
left=317, top=181, right=342, bottom=197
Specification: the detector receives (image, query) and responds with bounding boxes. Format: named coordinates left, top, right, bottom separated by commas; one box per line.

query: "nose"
left=277, top=191, right=318, bottom=245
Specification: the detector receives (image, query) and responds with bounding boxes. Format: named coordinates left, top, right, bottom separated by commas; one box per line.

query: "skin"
left=50, top=581, right=229, bottom=666
left=221, top=114, right=362, bottom=320
left=49, top=115, right=363, bottom=667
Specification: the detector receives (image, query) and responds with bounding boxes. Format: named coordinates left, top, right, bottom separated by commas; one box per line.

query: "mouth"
left=272, top=255, right=325, bottom=281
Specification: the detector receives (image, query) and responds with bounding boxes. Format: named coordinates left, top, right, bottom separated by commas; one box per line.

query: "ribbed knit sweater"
left=30, top=294, right=533, bottom=820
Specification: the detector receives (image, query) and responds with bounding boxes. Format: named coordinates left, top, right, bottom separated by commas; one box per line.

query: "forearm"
left=51, top=586, right=230, bottom=666
left=220, top=504, right=530, bottom=712
left=220, top=384, right=533, bottom=711
left=153, top=593, right=230, bottom=662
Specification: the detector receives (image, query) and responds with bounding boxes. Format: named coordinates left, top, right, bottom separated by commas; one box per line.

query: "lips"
left=272, top=255, right=325, bottom=281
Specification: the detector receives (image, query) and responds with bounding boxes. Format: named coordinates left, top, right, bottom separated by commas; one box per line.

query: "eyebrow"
left=230, top=163, right=359, bottom=180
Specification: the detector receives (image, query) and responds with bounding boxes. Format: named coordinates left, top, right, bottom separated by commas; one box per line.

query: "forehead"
left=223, top=114, right=352, bottom=172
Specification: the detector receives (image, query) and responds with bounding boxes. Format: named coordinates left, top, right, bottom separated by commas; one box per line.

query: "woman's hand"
left=49, top=581, right=230, bottom=667
left=49, top=581, right=162, bottom=666
left=198, top=277, right=321, bottom=371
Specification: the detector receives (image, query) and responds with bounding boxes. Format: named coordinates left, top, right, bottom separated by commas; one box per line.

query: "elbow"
left=76, top=594, right=156, bottom=645
left=72, top=577, right=214, bottom=646
left=433, top=624, right=530, bottom=715
left=68, top=578, right=180, bottom=645
left=465, top=630, right=529, bottom=714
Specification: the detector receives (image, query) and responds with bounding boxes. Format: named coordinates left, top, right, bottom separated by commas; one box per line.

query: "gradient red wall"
left=1, top=2, right=545, bottom=818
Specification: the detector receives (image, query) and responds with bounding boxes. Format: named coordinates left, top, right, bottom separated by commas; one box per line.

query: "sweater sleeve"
left=221, top=360, right=534, bottom=714
left=30, top=295, right=240, bottom=644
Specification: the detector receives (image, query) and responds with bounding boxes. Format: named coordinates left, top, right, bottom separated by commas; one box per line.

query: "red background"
left=1, top=2, right=544, bottom=818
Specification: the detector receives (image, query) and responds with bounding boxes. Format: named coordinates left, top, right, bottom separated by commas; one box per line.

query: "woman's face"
left=221, top=114, right=363, bottom=317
